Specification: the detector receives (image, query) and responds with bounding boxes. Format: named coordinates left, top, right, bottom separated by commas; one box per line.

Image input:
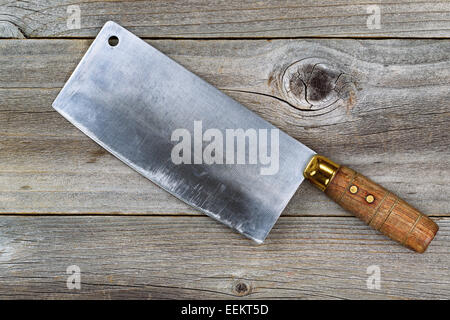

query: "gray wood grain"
left=0, top=39, right=449, bottom=216
left=1, top=0, right=450, bottom=39
left=0, top=215, right=448, bottom=299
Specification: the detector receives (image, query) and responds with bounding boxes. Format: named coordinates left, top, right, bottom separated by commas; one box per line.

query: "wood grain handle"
left=304, top=156, right=438, bottom=253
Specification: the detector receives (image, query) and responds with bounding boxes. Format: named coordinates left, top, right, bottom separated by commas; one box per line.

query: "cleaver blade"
left=53, top=22, right=438, bottom=252
left=52, top=21, right=315, bottom=243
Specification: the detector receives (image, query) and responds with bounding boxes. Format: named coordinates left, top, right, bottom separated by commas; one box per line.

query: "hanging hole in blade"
left=108, top=36, right=119, bottom=47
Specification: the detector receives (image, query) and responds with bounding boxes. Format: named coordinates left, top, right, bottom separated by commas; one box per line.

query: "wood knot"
left=232, top=280, right=251, bottom=296
left=279, top=58, right=357, bottom=115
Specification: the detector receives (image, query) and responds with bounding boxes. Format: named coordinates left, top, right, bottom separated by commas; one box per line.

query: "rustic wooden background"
left=0, top=0, right=449, bottom=299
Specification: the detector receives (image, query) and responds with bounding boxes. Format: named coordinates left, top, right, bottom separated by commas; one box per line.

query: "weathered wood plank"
left=0, top=21, right=25, bottom=38
left=0, top=216, right=448, bottom=299
left=0, top=39, right=449, bottom=215
left=1, top=0, right=450, bottom=39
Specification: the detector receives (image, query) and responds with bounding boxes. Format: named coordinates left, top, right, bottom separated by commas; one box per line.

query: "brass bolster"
left=303, top=155, right=340, bottom=191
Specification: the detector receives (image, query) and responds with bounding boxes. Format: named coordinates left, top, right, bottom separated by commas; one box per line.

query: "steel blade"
left=52, top=21, right=315, bottom=243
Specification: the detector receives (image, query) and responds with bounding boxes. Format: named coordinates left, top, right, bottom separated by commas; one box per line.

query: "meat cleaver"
left=53, top=21, right=438, bottom=253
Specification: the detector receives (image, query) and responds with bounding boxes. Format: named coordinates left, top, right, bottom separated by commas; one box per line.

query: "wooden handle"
left=325, top=166, right=438, bottom=253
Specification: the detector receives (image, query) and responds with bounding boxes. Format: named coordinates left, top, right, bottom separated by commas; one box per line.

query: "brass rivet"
left=366, top=195, right=375, bottom=203
left=349, top=185, right=358, bottom=194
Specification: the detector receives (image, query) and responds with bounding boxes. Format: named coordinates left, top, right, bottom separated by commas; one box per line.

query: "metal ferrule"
left=303, top=155, right=340, bottom=191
